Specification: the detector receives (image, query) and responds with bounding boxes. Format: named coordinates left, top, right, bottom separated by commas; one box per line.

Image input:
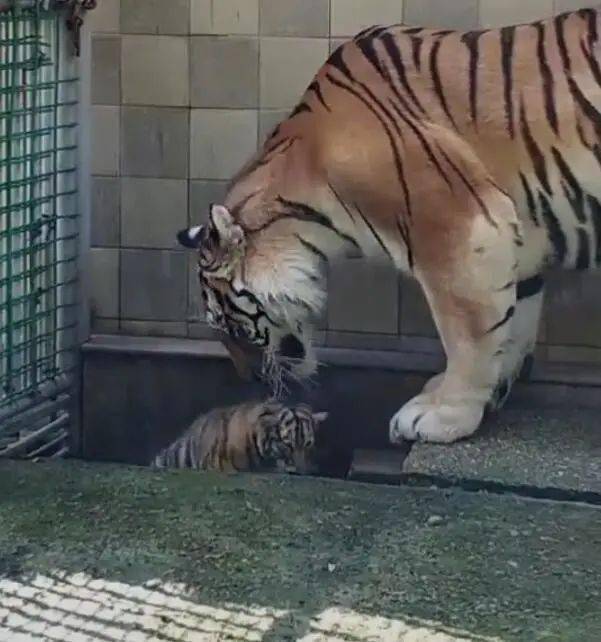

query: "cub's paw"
left=389, top=393, right=485, bottom=444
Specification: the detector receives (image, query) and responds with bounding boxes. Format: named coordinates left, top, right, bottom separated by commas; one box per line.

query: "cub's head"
left=261, top=402, right=329, bottom=474
left=177, top=204, right=323, bottom=390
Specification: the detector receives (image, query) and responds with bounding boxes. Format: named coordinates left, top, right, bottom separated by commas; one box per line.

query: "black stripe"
left=520, top=100, right=552, bottom=194
left=356, top=33, right=419, bottom=121
left=289, top=102, right=312, bottom=117
left=486, top=306, right=516, bottom=334
left=539, top=192, right=567, bottom=263
left=387, top=99, right=453, bottom=190
left=429, top=38, right=457, bottom=128
left=588, top=194, right=601, bottom=264
left=353, top=202, right=393, bottom=261
left=581, top=9, right=601, bottom=87
left=307, top=81, right=331, bottom=112
left=519, top=172, right=540, bottom=226
left=354, top=25, right=387, bottom=41
left=576, top=227, right=591, bottom=269
left=535, top=22, right=559, bottom=135
left=435, top=144, right=498, bottom=228
left=380, top=32, right=427, bottom=116
left=516, top=275, right=544, bottom=300
left=274, top=196, right=360, bottom=249
left=461, top=31, right=483, bottom=125
left=581, top=38, right=601, bottom=88
left=295, top=235, right=328, bottom=263
left=556, top=12, right=601, bottom=139
left=327, top=43, right=352, bottom=77
left=325, top=71, right=413, bottom=219
left=500, top=26, right=516, bottom=138
left=552, top=147, right=587, bottom=223
left=403, top=27, right=424, bottom=35
left=328, top=182, right=357, bottom=224
left=411, top=36, right=422, bottom=70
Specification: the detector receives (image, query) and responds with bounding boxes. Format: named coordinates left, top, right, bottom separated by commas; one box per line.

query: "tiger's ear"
left=312, top=411, right=329, bottom=424
left=176, top=225, right=205, bottom=249
left=209, top=204, right=245, bottom=249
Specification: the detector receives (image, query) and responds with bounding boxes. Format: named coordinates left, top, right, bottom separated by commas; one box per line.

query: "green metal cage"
left=0, top=3, right=79, bottom=458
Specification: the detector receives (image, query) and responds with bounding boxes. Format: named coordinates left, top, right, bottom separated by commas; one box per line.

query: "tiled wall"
left=87, top=0, right=601, bottom=364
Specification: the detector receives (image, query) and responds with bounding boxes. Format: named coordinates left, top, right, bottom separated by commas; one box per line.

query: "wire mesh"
left=0, top=4, right=78, bottom=458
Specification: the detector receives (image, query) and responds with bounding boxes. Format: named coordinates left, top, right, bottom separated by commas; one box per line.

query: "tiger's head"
left=177, top=204, right=324, bottom=391
left=260, top=401, right=329, bottom=474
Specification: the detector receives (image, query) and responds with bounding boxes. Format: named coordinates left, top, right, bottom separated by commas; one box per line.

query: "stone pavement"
left=403, top=406, right=601, bottom=497
left=1, top=460, right=600, bottom=641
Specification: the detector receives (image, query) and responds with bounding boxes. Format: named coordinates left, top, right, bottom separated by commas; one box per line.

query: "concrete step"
left=347, top=447, right=406, bottom=485
left=402, top=406, right=601, bottom=501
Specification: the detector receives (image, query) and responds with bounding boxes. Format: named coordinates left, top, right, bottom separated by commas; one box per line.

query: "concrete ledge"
left=83, top=334, right=601, bottom=386
left=403, top=407, right=601, bottom=497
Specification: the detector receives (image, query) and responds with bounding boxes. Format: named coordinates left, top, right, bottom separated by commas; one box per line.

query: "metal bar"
left=0, top=412, right=69, bottom=457
left=0, top=392, right=69, bottom=431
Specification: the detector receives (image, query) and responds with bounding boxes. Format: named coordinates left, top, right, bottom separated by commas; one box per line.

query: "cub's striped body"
left=152, top=401, right=327, bottom=474
left=178, top=8, right=601, bottom=444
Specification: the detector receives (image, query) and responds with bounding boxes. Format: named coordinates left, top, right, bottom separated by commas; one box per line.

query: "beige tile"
left=121, top=107, right=189, bottom=178
left=260, top=0, right=329, bottom=37
left=325, top=331, right=402, bottom=351
left=91, top=36, right=121, bottom=105
left=90, top=248, right=119, bottom=318
left=121, top=178, right=188, bottom=248
left=545, top=272, right=601, bottom=348
left=190, top=0, right=259, bottom=34
left=91, top=318, right=120, bottom=334
left=122, top=36, right=189, bottom=106
left=480, top=0, right=554, bottom=28
left=189, top=180, right=228, bottom=226
left=260, top=37, right=329, bottom=109
left=190, top=109, right=257, bottom=180
left=188, top=322, right=219, bottom=339
left=327, top=258, right=399, bottom=334
left=190, top=37, right=259, bottom=108
left=547, top=345, right=601, bottom=364
left=91, top=106, right=120, bottom=176
left=121, top=0, right=189, bottom=34
left=87, top=0, right=120, bottom=33
left=258, top=109, right=288, bottom=144
left=121, top=249, right=188, bottom=321
left=91, top=177, right=120, bottom=247
left=399, top=277, right=438, bottom=338
left=555, top=0, right=597, bottom=13
left=331, top=0, right=404, bottom=37
left=120, top=320, right=188, bottom=337
left=404, top=0, right=479, bottom=29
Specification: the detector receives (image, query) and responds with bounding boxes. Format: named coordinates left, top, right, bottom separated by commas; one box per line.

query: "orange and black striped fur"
left=152, top=401, right=328, bottom=474
left=178, top=8, right=601, bottom=444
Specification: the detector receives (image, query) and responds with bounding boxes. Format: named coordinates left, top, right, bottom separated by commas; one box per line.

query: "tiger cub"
left=152, top=400, right=328, bottom=474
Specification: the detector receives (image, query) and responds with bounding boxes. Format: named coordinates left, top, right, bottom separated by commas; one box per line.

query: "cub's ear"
left=312, top=411, right=329, bottom=424
left=210, top=204, right=245, bottom=249
left=176, top=225, right=205, bottom=249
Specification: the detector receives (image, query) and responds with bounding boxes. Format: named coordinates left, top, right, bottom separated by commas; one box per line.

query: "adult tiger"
left=178, top=8, right=601, bottom=444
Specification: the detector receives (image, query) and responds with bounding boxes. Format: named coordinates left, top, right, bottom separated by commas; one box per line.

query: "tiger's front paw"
left=389, top=392, right=485, bottom=444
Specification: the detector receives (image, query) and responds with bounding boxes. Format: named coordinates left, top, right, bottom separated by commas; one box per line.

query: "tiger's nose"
left=280, top=334, right=305, bottom=360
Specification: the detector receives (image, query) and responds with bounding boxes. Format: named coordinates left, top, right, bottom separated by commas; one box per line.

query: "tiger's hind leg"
left=487, top=276, right=545, bottom=410
left=390, top=186, right=520, bottom=444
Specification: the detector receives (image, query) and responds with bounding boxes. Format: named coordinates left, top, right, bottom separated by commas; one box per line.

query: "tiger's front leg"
left=390, top=189, right=520, bottom=444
